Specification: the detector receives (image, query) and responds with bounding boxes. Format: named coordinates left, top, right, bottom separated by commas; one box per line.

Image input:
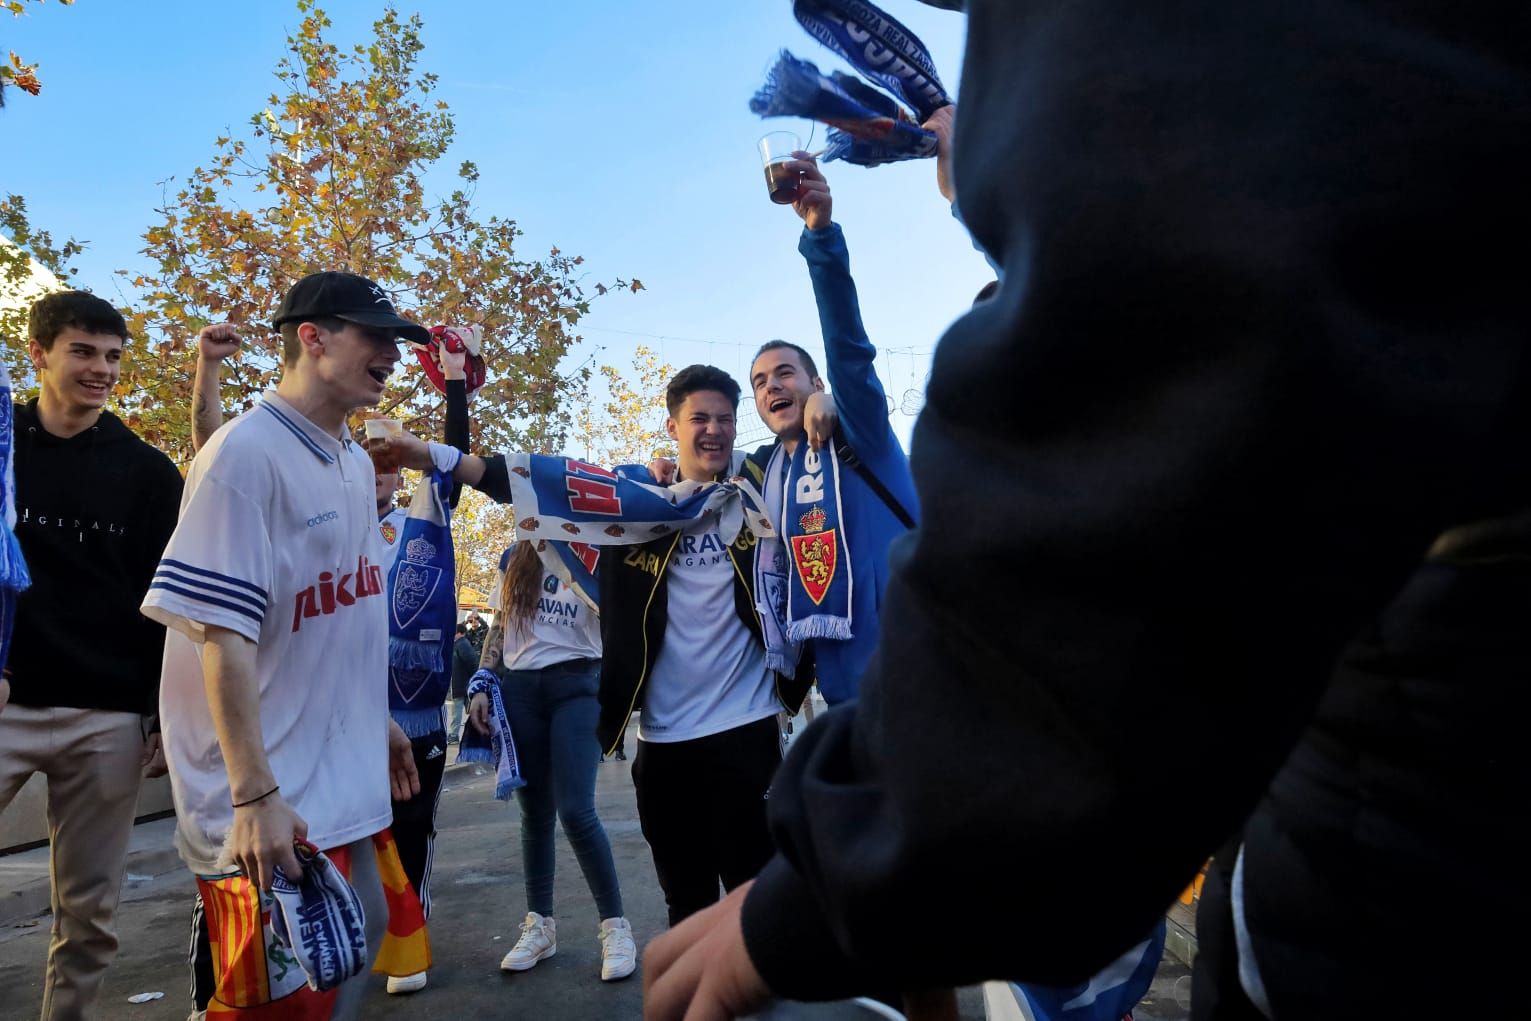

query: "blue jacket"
left=753, top=224, right=918, bottom=705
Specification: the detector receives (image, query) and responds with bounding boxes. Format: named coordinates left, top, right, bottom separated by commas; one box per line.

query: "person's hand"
left=648, top=458, right=678, bottom=486
left=386, top=430, right=434, bottom=471
left=141, top=732, right=168, bottom=779
left=197, top=323, right=241, bottom=363
left=469, top=692, right=493, bottom=736
left=802, top=392, right=838, bottom=451
left=643, top=881, right=772, bottom=1021
left=922, top=104, right=956, bottom=203
left=788, top=153, right=832, bottom=232
left=389, top=719, right=421, bottom=801
left=438, top=342, right=467, bottom=382
left=228, top=792, right=308, bottom=891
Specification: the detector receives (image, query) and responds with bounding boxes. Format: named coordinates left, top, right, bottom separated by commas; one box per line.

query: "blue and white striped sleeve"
left=141, top=475, right=272, bottom=643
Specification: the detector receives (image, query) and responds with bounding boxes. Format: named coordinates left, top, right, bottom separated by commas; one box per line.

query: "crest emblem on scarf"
left=392, top=536, right=441, bottom=630
left=790, top=529, right=837, bottom=605
left=379, top=522, right=397, bottom=545
left=390, top=665, right=433, bottom=704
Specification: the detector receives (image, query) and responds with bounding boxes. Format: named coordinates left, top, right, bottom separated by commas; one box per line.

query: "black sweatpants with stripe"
left=391, top=727, right=448, bottom=918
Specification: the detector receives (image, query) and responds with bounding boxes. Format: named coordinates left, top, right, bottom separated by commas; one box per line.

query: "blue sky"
left=3, top=0, right=986, bottom=448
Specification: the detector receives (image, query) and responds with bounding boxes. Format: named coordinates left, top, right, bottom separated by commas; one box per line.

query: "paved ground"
left=0, top=723, right=1191, bottom=1020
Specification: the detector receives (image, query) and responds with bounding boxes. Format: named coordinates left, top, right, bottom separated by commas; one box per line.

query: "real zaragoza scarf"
left=749, top=0, right=953, bottom=166
left=762, top=440, right=853, bottom=643
left=0, top=362, right=31, bottom=675
left=195, top=830, right=429, bottom=1018
left=458, top=669, right=527, bottom=801
left=498, top=452, right=804, bottom=676
left=387, top=468, right=457, bottom=736
left=499, top=451, right=776, bottom=565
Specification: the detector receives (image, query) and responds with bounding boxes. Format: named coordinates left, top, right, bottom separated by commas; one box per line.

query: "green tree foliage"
left=115, top=1, right=637, bottom=461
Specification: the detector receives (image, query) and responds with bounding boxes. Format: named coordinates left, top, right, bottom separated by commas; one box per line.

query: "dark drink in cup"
left=765, top=160, right=801, bottom=204
left=758, top=131, right=803, bottom=205
left=364, top=418, right=403, bottom=475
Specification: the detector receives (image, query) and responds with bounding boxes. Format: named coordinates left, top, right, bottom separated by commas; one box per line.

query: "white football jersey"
left=143, top=391, right=391, bottom=873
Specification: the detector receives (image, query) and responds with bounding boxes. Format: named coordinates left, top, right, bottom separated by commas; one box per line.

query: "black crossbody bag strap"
left=833, top=435, right=916, bottom=530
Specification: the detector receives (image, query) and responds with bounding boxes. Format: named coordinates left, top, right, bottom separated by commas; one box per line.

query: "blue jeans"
left=500, top=658, right=624, bottom=919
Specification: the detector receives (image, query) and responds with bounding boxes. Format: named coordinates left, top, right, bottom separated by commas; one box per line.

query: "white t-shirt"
left=639, top=525, right=778, bottom=743
left=143, top=392, right=391, bottom=874
left=502, top=569, right=601, bottom=671
left=377, top=506, right=408, bottom=571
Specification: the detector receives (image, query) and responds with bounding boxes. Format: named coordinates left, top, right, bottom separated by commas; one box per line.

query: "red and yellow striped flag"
left=195, top=829, right=430, bottom=1018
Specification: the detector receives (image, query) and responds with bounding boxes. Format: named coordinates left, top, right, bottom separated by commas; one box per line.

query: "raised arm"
left=786, top=160, right=896, bottom=455
left=440, top=342, right=470, bottom=508
left=190, top=324, right=240, bottom=452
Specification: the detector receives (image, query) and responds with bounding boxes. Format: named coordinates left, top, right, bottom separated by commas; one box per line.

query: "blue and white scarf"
left=501, top=453, right=775, bottom=547
left=499, top=452, right=803, bottom=676
left=750, top=0, right=952, bottom=166
left=751, top=51, right=939, bottom=167
left=761, top=441, right=853, bottom=643
left=387, top=468, right=458, bottom=736
left=269, top=839, right=370, bottom=993
left=457, top=669, right=527, bottom=801
left=0, top=363, right=30, bottom=675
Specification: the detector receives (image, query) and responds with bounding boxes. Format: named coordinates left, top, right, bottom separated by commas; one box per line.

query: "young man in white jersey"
left=387, top=365, right=813, bottom=926
left=143, top=271, right=424, bottom=1020
left=188, top=317, right=470, bottom=998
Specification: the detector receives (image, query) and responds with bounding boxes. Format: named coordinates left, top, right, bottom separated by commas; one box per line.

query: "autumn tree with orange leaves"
left=112, top=1, right=638, bottom=463
left=0, top=0, right=72, bottom=102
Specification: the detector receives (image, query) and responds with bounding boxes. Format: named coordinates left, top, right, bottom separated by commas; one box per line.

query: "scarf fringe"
left=389, top=706, right=444, bottom=739
left=749, top=49, right=829, bottom=118
left=389, top=635, right=445, bottom=674
left=787, top=616, right=855, bottom=643
left=0, top=525, right=31, bottom=592
left=495, top=772, right=523, bottom=802
left=766, top=650, right=799, bottom=677
left=454, top=742, right=494, bottom=765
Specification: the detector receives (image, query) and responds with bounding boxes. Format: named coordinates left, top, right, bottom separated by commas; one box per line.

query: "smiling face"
left=31, top=328, right=124, bottom=415
left=299, top=320, right=402, bottom=410
left=750, top=345, right=824, bottom=440
left=666, top=389, right=738, bottom=481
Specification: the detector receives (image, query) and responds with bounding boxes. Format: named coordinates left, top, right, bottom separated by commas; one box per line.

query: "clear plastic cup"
left=363, top=417, right=403, bottom=475
left=759, top=130, right=804, bottom=205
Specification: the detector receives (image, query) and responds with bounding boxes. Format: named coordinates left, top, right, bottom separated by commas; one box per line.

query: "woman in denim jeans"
left=470, top=541, right=636, bottom=981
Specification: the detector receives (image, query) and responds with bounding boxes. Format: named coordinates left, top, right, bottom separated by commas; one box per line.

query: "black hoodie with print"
left=7, top=400, right=184, bottom=713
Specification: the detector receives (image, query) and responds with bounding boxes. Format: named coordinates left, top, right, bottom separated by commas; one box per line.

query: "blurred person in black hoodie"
left=0, top=290, right=182, bottom=1020
left=642, top=3, right=1531, bottom=1020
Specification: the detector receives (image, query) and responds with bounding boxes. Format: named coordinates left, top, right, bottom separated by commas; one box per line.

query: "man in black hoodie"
left=0, top=290, right=183, bottom=1019
left=642, top=3, right=1530, bottom=1020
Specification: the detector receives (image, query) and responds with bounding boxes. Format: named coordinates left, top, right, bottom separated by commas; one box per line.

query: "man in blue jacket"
left=743, top=156, right=918, bottom=706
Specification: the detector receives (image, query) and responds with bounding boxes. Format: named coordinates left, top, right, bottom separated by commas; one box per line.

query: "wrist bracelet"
left=232, top=785, right=279, bottom=809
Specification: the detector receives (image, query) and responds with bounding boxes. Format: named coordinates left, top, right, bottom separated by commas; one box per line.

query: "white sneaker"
left=599, top=916, right=637, bottom=981
left=501, top=911, right=557, bottom=971
left=386, top=971, right=428, bottom=994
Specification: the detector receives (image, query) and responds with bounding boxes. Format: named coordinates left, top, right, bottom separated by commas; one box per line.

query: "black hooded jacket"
left=7, top=400, right=183, bottom=713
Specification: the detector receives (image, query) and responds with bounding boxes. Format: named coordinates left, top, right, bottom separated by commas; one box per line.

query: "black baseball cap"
left=272, top=271, right=431, bottom=345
